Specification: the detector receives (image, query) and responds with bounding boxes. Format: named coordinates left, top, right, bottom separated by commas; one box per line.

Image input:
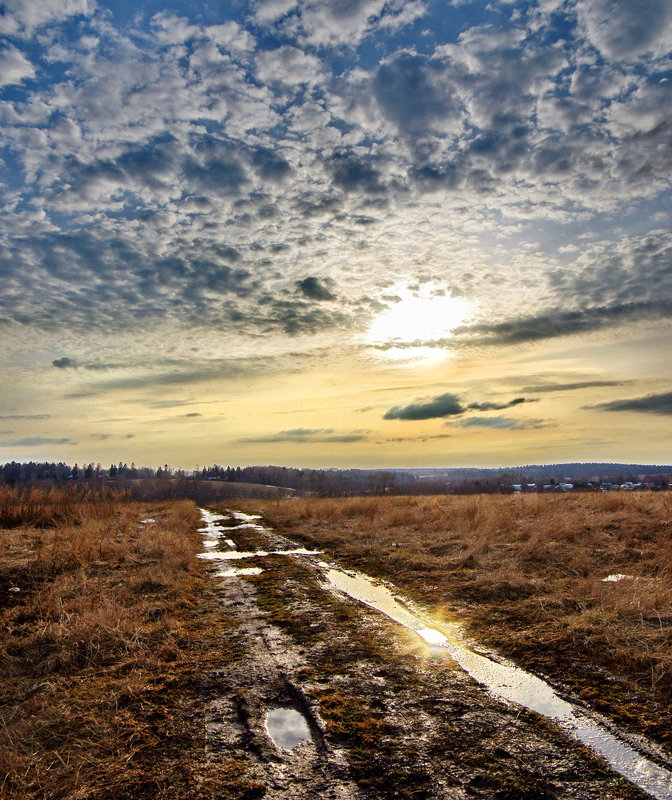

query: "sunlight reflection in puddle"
left=324, top=567, right=672, bottom=800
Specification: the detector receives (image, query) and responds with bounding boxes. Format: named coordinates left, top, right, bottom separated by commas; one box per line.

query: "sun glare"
left=367, top=285, right=472, bottom=363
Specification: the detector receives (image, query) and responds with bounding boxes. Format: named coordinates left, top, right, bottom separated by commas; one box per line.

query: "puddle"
left=603, top=573, right=634, bottom=583
left=230, top=511, right=263, bottom=522
left=198, top=549, right=321, bottom=561
left=325, top=567, right=672, bottom=800
left=214, top=566, right=264, bottom=578
left=139, top=518, right=156, bottom=524
left=265, top=708, right=313, bottom=750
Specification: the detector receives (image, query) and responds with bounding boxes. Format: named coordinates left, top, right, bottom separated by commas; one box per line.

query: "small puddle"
left=325, top=567, right=672, bottom=800
left=265, top=708, right=313, bottom=750
left=230, top=511, right=263, bottom=522
left=215, top=566, right=264, bottom=578
left=602, top=573, right=634, bottom=583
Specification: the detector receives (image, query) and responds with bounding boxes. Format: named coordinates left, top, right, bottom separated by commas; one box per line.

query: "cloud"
left=330, top=151, right=386, bottom=194
left=266, top=0, right=427, bottom=47
left=576, top=0, right=672, bottom=61
left=379, top=433, right=452, bottom=443
left=587, top=392, right=672, bottom=415
left=523, top=380, right=628, bottom=393
left=452, top=301, right=672, bottom=346
left=457, top=417, right=547, bottom=430
left=236, top=427, right=367, bottom=443
left=0, top=45, right=35, bottom=86
left=296, top=277, right=335, bottom=301
left=0, top=414, right=51, bottom=420
left=383, top=393, right=535, bottom=420
left=467, top=397, right=534, bottom=411
left=0, top=437, right=72, bottom=447
left=255, top=46, right=324, bottom=87
left=384, top=393, right=465, bottom=420
left=0, top=0, right=93, bottom=35
left=372, top=51, right=461, bottom=137
left=52, top=357, right=77, bottom=369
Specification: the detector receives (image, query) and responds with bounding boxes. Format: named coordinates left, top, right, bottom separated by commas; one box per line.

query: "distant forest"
left=0, top=460, right=669, bottom=498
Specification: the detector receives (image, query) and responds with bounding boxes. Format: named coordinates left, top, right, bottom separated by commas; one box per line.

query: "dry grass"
left=0, top=490, right=250, bottom=800
left=242, top=492, right=672, bottom=747
left=0, top=486, right=127, bottom=529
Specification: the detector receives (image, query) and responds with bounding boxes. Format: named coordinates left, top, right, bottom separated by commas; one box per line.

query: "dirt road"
left=199, top=509, right=672, bottom=800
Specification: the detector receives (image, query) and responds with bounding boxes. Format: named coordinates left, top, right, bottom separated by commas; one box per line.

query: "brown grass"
left=0, top=490, right=252, bottom=799
left=0, top=486, right=128, bottom=529
left=241, top=492, right=672, bottom=748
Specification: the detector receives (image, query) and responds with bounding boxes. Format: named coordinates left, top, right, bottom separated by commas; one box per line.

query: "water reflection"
left=265, top=708, right=313, bottom=750
left=325, top=567, right=672, bottom=800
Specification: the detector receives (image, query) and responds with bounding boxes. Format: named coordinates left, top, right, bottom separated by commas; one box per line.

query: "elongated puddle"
left=325, top=568, right=672, bottom=800
left=198, top=548, right=321, bottom=561
left=265, top=708, right=312, bottom=750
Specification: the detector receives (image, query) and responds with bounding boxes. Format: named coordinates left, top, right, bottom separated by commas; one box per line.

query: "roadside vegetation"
left=242, top=492, right=672, bottom=750
left=0, top=487, right=254, bottom=800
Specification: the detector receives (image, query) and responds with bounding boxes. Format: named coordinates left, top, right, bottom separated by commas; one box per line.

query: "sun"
left=366, top=283, right=472, bottom=362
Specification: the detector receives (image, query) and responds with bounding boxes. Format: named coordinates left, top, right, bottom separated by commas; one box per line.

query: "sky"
left=0, top=0, right=671, bottom=470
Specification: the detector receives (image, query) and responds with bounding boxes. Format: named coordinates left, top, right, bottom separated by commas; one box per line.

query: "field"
left=2, top=487, right=670, bottom=799
left=241, top=492, right=672, bottom=750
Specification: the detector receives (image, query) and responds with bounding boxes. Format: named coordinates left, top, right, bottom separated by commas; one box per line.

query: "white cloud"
left=255, top=46, right=325, bottom=88
left=576, top=0, right=672, bottom=61
left=0, top=0, right=93, bottom=35
left=257, top=0, right=426, bottom=47
left=253, top=0, right=298, bottom=25
left=0, top=45, right=35, bottom=87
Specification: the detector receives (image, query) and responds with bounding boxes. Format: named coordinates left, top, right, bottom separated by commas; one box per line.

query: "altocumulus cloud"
left=0, top=0, right=671, bottom=417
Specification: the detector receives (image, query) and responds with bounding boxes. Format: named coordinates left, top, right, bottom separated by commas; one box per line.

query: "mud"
left=199, top=509, right=658, bottom=800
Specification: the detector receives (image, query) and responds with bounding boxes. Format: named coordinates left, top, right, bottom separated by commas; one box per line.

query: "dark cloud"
left=384, top=393, right=538, bottom=421
left=184, top=412, right=202, bottom=417
left=182, top=140, right=249, bottom=194
left=373, top=52, right=459, bottom=136
left=251, top=146, right=292, bottom=181
left=453, top=301, right=672, bottom=346
left=296, top=276, right=336, bottom=301
left=52, top=357, right=77, bottom=369
left=330, top=151, right=385, bottom=194
left=587, top=391, right=672, bottom=415
left=384, top=393, right=465, bottom=421
left=524, top=380, right=628, bottom=393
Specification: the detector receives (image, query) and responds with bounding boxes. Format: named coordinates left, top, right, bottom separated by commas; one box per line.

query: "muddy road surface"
left=198, top=509, right=671, bottom=800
